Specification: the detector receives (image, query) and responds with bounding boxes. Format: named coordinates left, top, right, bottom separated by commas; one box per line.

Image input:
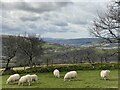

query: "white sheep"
left=31, top=74, right=38, bottom=82
left=18, top=74, right=32, bottom=86
left=100, top=70, right=110, bottom=80
left=6, top=74, right=20, bottom=84
left=64, top=71, right=77, bottom=81
left=53, top=69, right=60, bottom=78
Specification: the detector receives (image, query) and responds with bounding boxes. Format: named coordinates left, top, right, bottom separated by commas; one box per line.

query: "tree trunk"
left=24, top=66, right=26, bottom=70
left=29, top=56, right=33, bottom=68
left=100, top=57, right=103, bottom=67
left=104, top=57, right=108, bottom=63
left=34, top=63, right=36, bottom=67
left=87, top=56, right=91, bottom=63
left=5, top=59, right=11, bottom=71
left=46, top=59, right=49, bottom=67
left=73, top=57, right=76, bottom=64
left=51, top=59, right=53, bottom=66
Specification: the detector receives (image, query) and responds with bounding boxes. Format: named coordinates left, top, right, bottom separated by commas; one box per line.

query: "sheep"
left=18, top=74, right=32, bottom=86
left=100, top=70, right=110, bottom=80
left=64, top=71, right=77, bottom=81
left=31, top=74, right=38, bottom=82
left=6, top=74, right=20, bottom=84
left=53, top=69, right=60, bottom=78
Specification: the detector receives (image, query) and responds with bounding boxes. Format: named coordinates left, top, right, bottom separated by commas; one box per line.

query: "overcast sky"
left=1, top=0, right=111, bottom=39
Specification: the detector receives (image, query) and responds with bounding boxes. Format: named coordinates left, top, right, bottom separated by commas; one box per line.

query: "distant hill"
left=43, top=38, right=101, bottom=46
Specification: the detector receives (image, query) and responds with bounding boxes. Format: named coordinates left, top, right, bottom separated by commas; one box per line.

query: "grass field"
left=1, top=70, right=118, bottom=88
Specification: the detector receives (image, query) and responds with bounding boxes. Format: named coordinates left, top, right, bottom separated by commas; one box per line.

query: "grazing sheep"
left=6, top=74, right=20, bottom=84
left=53, top=69, right=60, bottom=78
left=64, top=71, right=77, bottom=81
left=18, top=74, right=32, bottom=86
left=31, top=74, right=38, bottom=82
left=100, top=70, right=110, bottom=80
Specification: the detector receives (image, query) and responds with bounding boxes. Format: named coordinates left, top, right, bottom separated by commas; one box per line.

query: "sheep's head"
left=106, top=70, right=110, bottom=73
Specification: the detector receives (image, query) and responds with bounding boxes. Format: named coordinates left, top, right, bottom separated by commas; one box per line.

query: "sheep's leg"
left=106, top=78, right=108, bottom=80
left=6, top=82, right=8, bottom=84
left=57, top=75, right=60, bottom=78
left=105, top=76, right=108, bottom=80
left=8, top=82, right=10, bottom=84
left=104, top=77, right=107, bottom=80
left=28, top=82, right=31, bottom=86
left=18, top=82, right=20, bottom=86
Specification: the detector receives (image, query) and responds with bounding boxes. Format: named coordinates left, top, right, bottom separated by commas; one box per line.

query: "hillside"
left=43, top=38, right=102, bottom=46
left=43, top=38, right=118, bottom=49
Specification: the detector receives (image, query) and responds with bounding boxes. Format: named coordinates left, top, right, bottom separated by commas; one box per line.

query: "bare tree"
left=2, top=35, right=18, bottom=71
left=90, top=1, right=120, bottom=43
left=17, top=34, right=43, bottom=68
left=15, top=52, right=29, bottom=70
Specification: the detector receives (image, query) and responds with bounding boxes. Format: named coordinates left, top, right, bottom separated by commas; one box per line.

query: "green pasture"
left=1, top=70, right=118, bottom=88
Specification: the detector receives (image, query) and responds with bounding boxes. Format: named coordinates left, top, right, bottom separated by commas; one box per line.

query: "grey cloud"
left=52, top=21, right=68, bottom=26
left=2, top=25, right=26, bottom=35
left=20, top=16, right=40, bottom=21
left=39, top=25, right=70, bottom=33
left=28, top=23, right=37, bottom=29
left=2, top=2, right=72, bottom=14
left=70, top=19, right=88, bottom=25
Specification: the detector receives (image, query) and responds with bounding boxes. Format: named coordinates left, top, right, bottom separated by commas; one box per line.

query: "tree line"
left=1, top=34, right=118, bottom=71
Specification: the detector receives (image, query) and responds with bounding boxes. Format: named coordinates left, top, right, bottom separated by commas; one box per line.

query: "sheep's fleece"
left=64, top=71, right=77, bottom=81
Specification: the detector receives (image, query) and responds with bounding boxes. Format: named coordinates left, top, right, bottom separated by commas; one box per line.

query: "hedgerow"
left=1, top=63, right=119, bottom=75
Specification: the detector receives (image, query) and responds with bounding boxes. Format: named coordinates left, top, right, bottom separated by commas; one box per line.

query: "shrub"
left=2, top=63, right=119, bottom=75
left=1, top=70, right=16, bottom=75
